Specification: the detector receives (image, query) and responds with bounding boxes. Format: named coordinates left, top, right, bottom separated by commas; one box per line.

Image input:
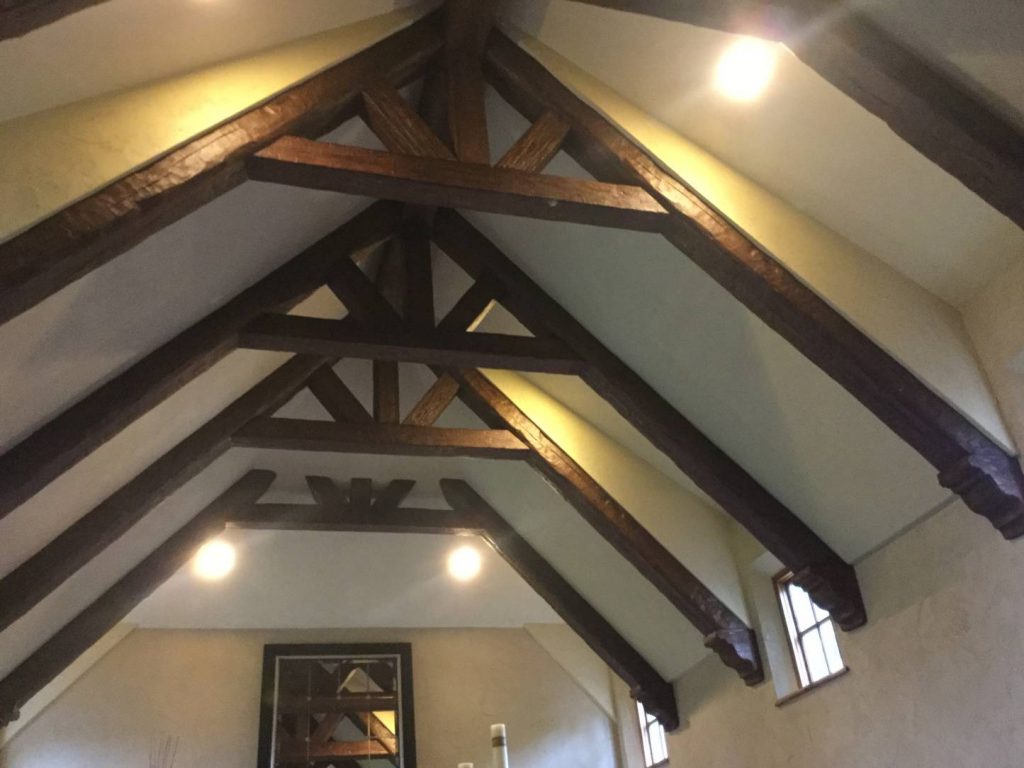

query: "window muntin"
left=775, top=572, right=846, bottom=688
left=636, top=699, right=668, bottom=767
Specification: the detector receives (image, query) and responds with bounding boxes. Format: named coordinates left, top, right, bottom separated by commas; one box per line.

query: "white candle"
left=491, top=723, right=509, bottom=768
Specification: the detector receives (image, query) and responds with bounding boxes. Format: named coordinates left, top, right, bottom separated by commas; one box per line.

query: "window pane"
left=651, top=724, right=667, bottom=764
left=801, top=630, right=830, bottom=683
left=788, top=583, right=817, bottom=632
left=819, top=619, right=845, bottom=674
left=813, top=601, right=830, bottom=623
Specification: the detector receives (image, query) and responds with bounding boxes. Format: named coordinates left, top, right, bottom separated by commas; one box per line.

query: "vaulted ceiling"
left=1, top=0, right=1021, bottom=735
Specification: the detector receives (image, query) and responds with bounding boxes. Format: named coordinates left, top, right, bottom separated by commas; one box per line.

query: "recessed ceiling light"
left=447, top=545, right=482, bottom=582
left=193, top=539, right=236, bottom=581
left=714, top=37, right=778, bottom=102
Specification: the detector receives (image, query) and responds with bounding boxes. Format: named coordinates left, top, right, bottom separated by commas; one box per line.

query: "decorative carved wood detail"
left=0, top=470, right=275, bottom=727
left=484, top=29, right=1024, bottom=542
left=563, top=0, right=1024, bottom=230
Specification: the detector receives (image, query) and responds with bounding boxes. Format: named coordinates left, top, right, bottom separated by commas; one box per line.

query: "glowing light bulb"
left=193, top=539, right=236, bottom=581
left=714, top=37, right=778, bottom=101
left=447, top=545, right=482, bottom=582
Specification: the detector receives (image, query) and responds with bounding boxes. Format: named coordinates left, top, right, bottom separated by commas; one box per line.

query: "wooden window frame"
left=636, top=698, right=669, bottom=768
left=773, top=570, right=848, bottom=693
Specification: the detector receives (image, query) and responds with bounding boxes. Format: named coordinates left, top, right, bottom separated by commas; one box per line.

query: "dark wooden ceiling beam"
left=307, top=366, right=375, bottom=424
left=484, top=30, right=1024, bottom=541
left=0, top=14, right=441, bottom=328
left=361, top=84, right=455, bottom=162
left=247, top=137, right=667, bottom=232
left=0, top=0, right=110, bottom=41
left=403, top=374, right=463, bottom=427
left=232, top=418, right=529, bottom=459
left=0, top=470, right=275, bottom=727
left=563, top=1, right=1024, bottom=229
left=230, top=503, right=482, bottom=536
left=0, top=356, right=322, bottom=637
left=440, top=479, right=678, bottom=729
left=497, top=111, right=573, bottom=173
left=0, top=201, right=397, bottom=523
left=432, top=209, right=865, bottom=629
left=239, top=314, right=584, bottom=374
left=325, top=247, right=763, bottom=684
left=443, top=0, right=498, bottom=163
left=372, top=479, right=418, bottom=512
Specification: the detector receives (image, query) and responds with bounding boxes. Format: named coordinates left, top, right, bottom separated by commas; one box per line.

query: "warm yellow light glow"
left=714, top=37, right=778, bottom=101
left=447, top=545, right=482, bottom=582
left=193, top=539, right=236, bottom=581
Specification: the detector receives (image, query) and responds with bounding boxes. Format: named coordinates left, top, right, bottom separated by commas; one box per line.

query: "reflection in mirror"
left=257, top=644, right=415, bottom=768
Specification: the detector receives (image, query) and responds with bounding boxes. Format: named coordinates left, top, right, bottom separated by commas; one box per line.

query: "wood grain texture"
left=497, top=111, right=572, bottom=172
left=441, top=479, right=678, bottom=729
left=361, top=84, right=455, bottom=162
left=402, top=374, right=462, bottom=427
left=564, top=0, right=1024, bottom=228
left=0, top=201, right=397, bottom=522
left=307, top=366, right=375, bottom=424
left=239, top=314, right=584, bottom=374
left=0, top=356, right=321, bottom=636
left=0, top=14, right=441, bottom=326
left=0, top=470, right=275, bottom=727
left=443, top=0, right=498, bottom=163
left=485, top=29, right=1024, bottom=541
left=232, top=418, right=529, bottom=459
left=248, top=137, right=667, bottom=232
left=433, top=209, right=865, bottom=629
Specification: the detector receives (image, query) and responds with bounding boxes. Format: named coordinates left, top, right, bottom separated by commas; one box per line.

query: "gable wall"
left=0, top=627, right=619, bottom=768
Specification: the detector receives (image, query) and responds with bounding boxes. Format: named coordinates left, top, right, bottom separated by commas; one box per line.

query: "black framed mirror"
left=256, top=643, right=416, bottom=768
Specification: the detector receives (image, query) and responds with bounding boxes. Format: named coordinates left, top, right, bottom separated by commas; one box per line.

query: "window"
left=636, top=699, right=669, bottom=767
left=774, top=571, right=846, bottom=689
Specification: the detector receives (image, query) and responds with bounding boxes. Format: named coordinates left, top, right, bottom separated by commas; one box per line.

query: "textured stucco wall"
left=0, top=627, right=619, bottom=768
left=664, top=497, right=1024, bottom=767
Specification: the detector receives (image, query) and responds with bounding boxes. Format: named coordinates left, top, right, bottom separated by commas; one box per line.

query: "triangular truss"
left=2, top=0, right=1022, bottom=732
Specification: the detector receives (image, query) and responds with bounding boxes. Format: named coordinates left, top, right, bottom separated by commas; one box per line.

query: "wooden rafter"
left=497, top=110, right=573, bottom=172
left=432, top=209, right=864, bottom=629
left=233, top=418, right=529, bottom=459
left=0, top=14, right=441, bottom=327
left=440, top=479, right=678, bottom=729
left=564, top=1, right=1024, bottom=230
left=247, top=138, right=667, bottom=232
left=0, top=470, right=275, bottom=727
left=0, top=201, right=397, bottom=523
left=0, top=356, right=322, bottom=637
left=484, top=29, right=1024, bottom=541
left=239, top=315, right=585, bottom=374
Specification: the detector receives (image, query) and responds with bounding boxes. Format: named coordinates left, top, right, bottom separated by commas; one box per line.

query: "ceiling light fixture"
left=714, top=37, right=778, bottom=101
left=193, top=539, right=236, bottom=581
left=447, top=545, right=482, bottom=582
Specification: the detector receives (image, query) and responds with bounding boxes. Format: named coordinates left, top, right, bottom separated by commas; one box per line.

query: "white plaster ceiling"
left=502, top=0, right=1024, bottom=308
left=0, top=0, right=429, bottom=123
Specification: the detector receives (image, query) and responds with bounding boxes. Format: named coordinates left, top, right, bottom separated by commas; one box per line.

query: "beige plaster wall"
left=0, top=627, right=619, bottom=768
left=663, top=497, right=1024, bottom=767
